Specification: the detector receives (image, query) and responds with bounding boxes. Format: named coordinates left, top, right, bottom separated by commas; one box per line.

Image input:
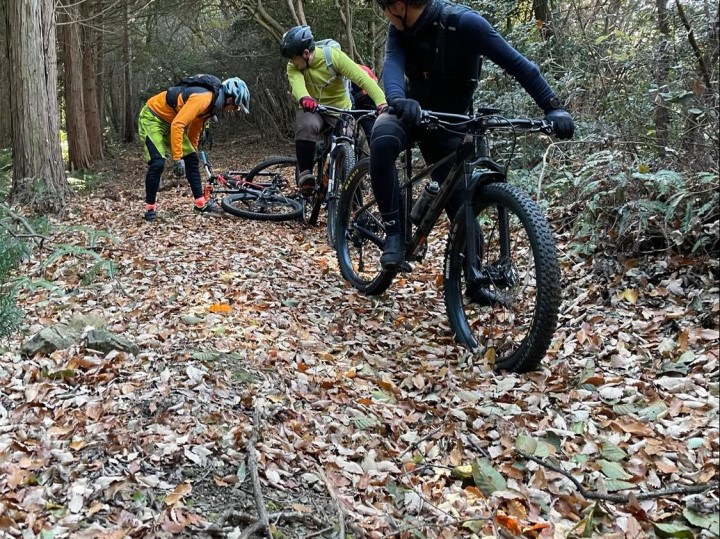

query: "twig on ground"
left=247, top=404, right=272, bottom=539
left=397, top=426, right=443, bottom=459
left=209, top=510, right=327, bottom=538
left=517, top=449, right=720, bottom=504
left=317, top=465, right=353, bottom=539
left=305, top=525, right=335, bottom=538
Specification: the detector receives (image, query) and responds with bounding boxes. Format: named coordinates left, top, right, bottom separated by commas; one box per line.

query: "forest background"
left=0, top=0, right=718, bottom=536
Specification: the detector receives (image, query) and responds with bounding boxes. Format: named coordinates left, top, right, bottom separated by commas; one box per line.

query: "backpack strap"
left=319, top=47, right=351, bottom=100
left=432, top=2, right=469, bottom=77
left=322, top=47, right=338, bottom=78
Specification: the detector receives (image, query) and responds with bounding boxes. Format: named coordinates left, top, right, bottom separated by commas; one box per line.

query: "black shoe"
left=143, top=209, right=157, bottom=222
left=298, top=173, right=316, bottom=197
left=380, top=233, right=403, bottom=270
left=194, top=200, right=221, bottom=215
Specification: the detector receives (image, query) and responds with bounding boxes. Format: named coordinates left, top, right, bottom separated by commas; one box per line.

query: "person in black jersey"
left=370, top=0, right=574, bottom=269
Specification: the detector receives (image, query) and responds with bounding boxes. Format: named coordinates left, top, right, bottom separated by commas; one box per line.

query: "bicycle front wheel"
left=443, top=182, right=561, bottom=372
left=221, top=190, right=302, bottom=221
left=327, top=143, right=355, bottom=249
left=335, top=158, right=397, bottom=295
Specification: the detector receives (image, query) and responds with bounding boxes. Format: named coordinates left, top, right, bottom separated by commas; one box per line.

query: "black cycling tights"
left=369, top=113, right=463, bottom=233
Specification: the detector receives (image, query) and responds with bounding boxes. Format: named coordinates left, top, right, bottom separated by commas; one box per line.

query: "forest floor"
left=0, top=134, right=718, bottom=539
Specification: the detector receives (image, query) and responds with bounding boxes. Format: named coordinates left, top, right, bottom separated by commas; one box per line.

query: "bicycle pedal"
left=399, top=262, right=413, bottom=272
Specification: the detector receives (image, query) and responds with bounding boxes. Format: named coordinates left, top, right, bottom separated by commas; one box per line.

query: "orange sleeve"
left=187, top=119, right=204, bottom=150
left=170, top=93, right=213, bottom=160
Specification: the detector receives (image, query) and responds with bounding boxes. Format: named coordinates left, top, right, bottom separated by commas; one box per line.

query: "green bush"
left=0, top=230, right=26, bottom=339
left=536, top=148, right=719, bottom=256
left=0, top=148, right=11, bottom=199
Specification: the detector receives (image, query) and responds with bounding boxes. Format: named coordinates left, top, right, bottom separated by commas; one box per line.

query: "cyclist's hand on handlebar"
left=376, top=103, right=388, bottom=116
left=299, top=96, right=318, bottom=113
left=172, top=159, right=185, bottom=178
left=544, top=108, right=574, bottom=140
left=388, top=97, right=422, bottom=127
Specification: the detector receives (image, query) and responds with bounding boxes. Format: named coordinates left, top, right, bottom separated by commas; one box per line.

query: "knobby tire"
left=335, top=158, right=397, bottom=295
left=443, top=182, right=561, bottom=372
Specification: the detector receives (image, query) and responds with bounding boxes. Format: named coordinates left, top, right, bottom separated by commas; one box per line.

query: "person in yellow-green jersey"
left=138, top=76, right=250, bottom=222
left=280, top=25, right=387, bottom=195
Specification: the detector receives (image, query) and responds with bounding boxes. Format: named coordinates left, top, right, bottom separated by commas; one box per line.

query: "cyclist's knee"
left=148, top=157, right=165, bottom=173
left=183, top=152, right=199, bottom=167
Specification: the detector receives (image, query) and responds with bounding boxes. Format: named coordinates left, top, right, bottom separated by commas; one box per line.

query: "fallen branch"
left=209, top=510, right=328, bottom=538
left=517, top=450, right=719, bottom=504
left=316, top=466, right=346, bottom=539
left=247, top=405, right=271, bottom=539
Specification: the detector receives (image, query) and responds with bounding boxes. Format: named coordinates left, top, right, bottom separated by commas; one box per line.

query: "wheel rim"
left=449, top=202, right=543, bottom=365
left=339, top=167, right=386, bottom=285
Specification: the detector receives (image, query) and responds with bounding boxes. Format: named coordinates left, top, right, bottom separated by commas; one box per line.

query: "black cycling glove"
left=544, top=108, right=574, bottom=140
left=389, top=97, right=422, bottom=127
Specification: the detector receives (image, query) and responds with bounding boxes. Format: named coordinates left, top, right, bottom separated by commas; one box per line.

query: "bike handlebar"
left=386, top=107, right=554, bottom=135
left=316, top=105, right=377, bottom=117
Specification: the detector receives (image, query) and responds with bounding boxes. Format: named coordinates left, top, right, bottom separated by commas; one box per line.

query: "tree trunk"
left=534, top=0, right=554, bottom=40
left=6, top=0, right=70, bottom=211
left=107, top=61, right=121, bottom=135
left=81, top=0, right=104, bottom=161
left=122, top=0, right=135, bottom=142
left=60, top=2, right=92, bottom=171
left=654, top=0, right=671, bottom=158
left=0, top=0, right=11, bottom=148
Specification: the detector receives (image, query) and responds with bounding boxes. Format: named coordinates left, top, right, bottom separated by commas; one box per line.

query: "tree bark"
left=121, top=0, right=135, bottom=142
left=533, top=0, right=554, bottom=40
left=6, top=0, right=70, bottom=211
left=81, top=0, right=104, bottom=161
left=60, top=1, right=92, bottom=171
left=0, top=0, right=11, bottom=148
left=654, top=0, right=671, bottom=158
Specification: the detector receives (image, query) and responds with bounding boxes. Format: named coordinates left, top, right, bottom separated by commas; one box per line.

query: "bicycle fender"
left=469, top=171, right=505, bottom=201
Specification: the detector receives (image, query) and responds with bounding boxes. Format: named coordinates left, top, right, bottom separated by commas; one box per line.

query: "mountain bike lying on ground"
left=200, top=151, right=302, bottom=221
left=335, top=108, right=562, bottom=372
left=246, top=105, right=376, bottom=247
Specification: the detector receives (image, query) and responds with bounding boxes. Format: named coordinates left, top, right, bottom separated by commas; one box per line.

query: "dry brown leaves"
left=0, top=139, right=718, bottom=538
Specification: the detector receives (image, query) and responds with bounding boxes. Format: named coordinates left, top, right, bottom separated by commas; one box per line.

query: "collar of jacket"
left=404, top=0, right=443, bottom=36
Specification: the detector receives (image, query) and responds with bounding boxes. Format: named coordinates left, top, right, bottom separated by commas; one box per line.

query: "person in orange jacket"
left=138, top=76, right=250, bottom=222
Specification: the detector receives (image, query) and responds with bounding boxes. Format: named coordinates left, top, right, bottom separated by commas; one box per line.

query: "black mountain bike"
left=246, top=105, right=376, bottom=247
left=200, top=152, right=302, bottom=221
left=335, top=108, right=562, bottom=372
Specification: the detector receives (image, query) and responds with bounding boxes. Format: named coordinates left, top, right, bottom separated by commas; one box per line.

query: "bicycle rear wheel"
left=327, top=143, right=355, bottom=249
left=221, top=190, right=302, bottom=221
left=244, top=156, right=298, bottom=199
left=335, top=158, right=397, bottom=295
left=443, top=182, right=561, bottom=372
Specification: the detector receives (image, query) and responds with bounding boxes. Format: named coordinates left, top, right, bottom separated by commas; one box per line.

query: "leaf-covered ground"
left=1, top=136, right=718, bottom=539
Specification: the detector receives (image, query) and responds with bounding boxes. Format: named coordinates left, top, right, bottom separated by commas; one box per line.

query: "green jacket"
left=286, top=47, right=386, bottom=109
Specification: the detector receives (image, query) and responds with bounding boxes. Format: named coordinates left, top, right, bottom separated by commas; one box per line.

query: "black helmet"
left=280, top=25, right=315, bottom=58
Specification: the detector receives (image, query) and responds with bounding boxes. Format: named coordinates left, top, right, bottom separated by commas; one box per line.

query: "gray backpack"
left=315, top=38, right=351, bottom=97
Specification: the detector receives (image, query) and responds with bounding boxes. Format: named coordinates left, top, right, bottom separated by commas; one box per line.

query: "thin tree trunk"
left=654, top=0, right=671, bottom=157
left=534, top=0, right=554, bottom=40
left=7, top=0, right=70, bottom=210
left=82, top=0, right=103, bottom=161
left=0, top=0, right=11, bottom=148
left=122, top=0, right=135, bottom=142
left=60, top=1, right=92, bottom=171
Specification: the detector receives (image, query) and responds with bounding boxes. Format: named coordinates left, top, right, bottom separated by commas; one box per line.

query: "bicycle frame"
left=372, top=111, right=550, bottom=282
left=200, top=151, right=288, bottom=200
left=315, top=107, right=372, bottom=203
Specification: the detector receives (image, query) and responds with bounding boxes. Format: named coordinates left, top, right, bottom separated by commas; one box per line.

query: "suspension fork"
left=462, top=162, right=483, bottom=282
